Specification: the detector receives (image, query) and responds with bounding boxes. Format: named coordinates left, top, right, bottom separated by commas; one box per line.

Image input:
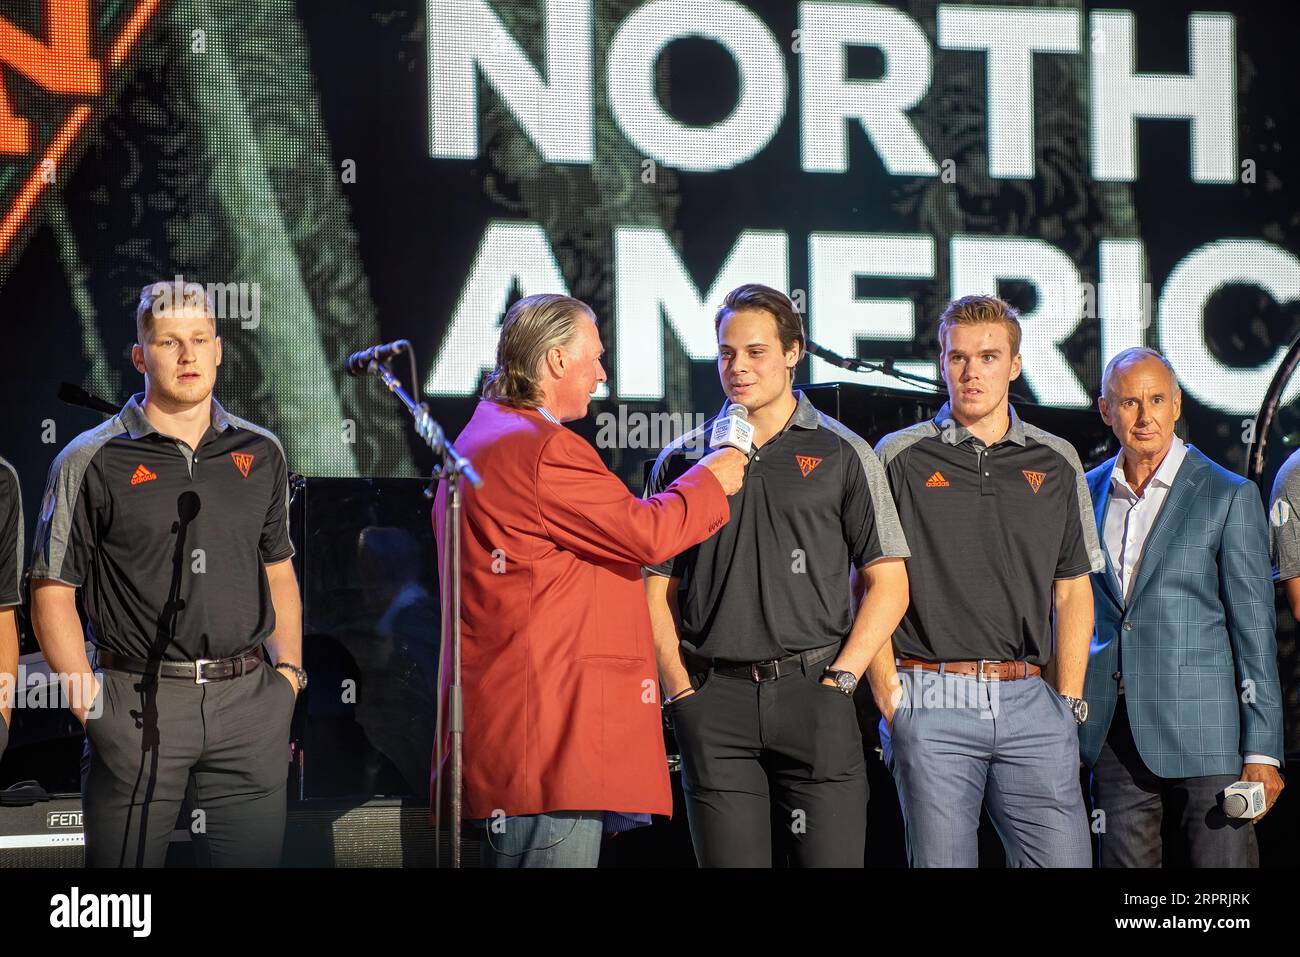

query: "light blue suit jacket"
left=1080, top=445, right=1284, bottom=777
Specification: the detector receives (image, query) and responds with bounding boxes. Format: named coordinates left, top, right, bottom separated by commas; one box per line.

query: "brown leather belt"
left=896, top=658, right=1040, bottom=681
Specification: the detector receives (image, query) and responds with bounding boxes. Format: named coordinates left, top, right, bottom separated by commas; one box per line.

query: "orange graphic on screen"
left=0, top=1, right=162, bottom=261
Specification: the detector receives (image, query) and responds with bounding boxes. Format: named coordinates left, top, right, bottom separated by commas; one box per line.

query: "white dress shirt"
left=1104, top=436, right=1187, bottom=603
left=1103, top=436, right=1277, bottom=768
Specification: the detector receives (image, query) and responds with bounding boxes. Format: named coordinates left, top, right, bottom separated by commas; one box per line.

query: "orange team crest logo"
left=796, top=455, right=823, bottom=477
left=925, top=470, right=949, bottom=488
left=1022, top=470, right=1047, bottom=494
left=230, top=452, right=255, bottom=478
left=129, top=464, right=156, bottom=485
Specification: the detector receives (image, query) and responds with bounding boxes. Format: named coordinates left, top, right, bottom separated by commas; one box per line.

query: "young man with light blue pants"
left=869, top=296, right=1103, bottom=867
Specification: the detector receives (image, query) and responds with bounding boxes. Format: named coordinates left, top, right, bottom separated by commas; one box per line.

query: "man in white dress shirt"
left=1080, top=347, right=1284, bottom=867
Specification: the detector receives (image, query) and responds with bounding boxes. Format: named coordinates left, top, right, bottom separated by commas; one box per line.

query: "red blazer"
left=433, top=400, right=729, bottom=819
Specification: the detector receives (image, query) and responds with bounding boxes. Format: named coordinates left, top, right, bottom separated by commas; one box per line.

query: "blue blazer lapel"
left=1125, top=447, right=1210, bottom=607
left=1090, top=460, right=1124, bottom=608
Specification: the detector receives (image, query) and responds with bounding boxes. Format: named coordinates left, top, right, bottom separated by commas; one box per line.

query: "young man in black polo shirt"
left=0, top=456, right=21, bottom=760
left=30, top=282, right=305, bottom=867
left=870, top=295, right=1102, bottom=867
left=644, top=284, right=910, bottom=867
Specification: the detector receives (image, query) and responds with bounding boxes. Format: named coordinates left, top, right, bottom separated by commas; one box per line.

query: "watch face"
left=835, top=672, right=856, bottom=695
left=1063, top=695, right=1086, bottom=723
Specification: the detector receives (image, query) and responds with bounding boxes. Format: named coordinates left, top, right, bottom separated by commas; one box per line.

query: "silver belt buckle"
left=193, top=657, right=216, bottom=685
left=976, top=659, right=994, bottom=682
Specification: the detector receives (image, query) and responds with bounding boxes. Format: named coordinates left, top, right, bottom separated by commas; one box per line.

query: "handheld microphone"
left=346, top=339, right=411, bottom=376
left=1221, top=781, right=1266, bottom=819
left=709, top=403, right=754, bottom=455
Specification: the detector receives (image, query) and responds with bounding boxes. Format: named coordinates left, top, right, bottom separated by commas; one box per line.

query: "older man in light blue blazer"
left=1081, top=347, right=1284, bottom=867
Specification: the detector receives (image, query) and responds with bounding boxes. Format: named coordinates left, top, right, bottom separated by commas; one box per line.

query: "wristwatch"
left=1060, top=694, right=1088, bottom=725
left=275, top=661, right=308, bottom=692
left=822, top=667, right=858, bottom=696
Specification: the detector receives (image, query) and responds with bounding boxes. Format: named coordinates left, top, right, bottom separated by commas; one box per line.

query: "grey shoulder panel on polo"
left=30, top=416, right=126, bottom=582
left=873, top=419, right=937, bottom=469
left=817, top=412, right=910, bottom=560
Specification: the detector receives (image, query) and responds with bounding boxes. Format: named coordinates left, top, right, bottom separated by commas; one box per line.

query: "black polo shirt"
left=30, top=394, right=294, bottom=661
left=875, top=402, right=1103, bottom=665
left=0, top=456, right=21, bottom=608
left=644, top=391, right=910, bottom=663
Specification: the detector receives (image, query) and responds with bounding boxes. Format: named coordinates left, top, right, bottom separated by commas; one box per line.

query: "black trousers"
left=668, top=660, right=868, bottom=867
left=1091, top=697, right=1255, bottom=868
left=81, top=661, right=295, bottom=867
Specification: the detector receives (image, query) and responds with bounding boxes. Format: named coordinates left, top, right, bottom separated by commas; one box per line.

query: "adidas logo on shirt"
left=129, top=464, right=157, bottom=486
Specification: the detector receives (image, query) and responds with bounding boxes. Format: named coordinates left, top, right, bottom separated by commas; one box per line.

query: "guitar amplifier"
left=0, top=794, right=85, bottom=867
left=284, top=797, right=477, bottom=867
left=0, top=791, right=474, bottom=868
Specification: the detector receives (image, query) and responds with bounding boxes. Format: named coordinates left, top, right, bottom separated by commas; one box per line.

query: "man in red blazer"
left=434, top=293, right=746, bottom=867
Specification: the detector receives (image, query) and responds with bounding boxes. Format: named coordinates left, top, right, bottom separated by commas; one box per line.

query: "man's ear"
left=1098, top=395, right=1111, bottom=426
left=1009, top=353, right=1023, bottom=381
left=783, top=347, right=798, bottom=380
left=544, top=346, right=566, bottom=378
left=214, top=335, right=223, bottom=369
left=131, top=343, right=146, bottom=375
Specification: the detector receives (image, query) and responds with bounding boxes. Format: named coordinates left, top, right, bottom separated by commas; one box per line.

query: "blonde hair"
left=135, top=280, right=216, bottom=343
left=482, top=294, right=594, bottom=408
left=937, top=295, right=1022, bottom=356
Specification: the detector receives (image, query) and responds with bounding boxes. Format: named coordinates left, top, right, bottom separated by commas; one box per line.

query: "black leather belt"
left=704, top=643, right=839, bottom=683
left=95, top=647, right=263, bottom=684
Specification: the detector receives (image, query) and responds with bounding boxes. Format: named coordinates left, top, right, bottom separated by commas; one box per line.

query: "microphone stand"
left=360, top=354, right=481, bottom=869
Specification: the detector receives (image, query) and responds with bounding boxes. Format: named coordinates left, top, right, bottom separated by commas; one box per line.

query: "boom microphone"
left=804, top=340, right=856, bottom=371
left=709, top=403, right=754, bottom=455
left=346, top=339, right=411, bottom=376
left=803, top=340, right=947, bottom=392
left=58, top=382, right=119, bottom=416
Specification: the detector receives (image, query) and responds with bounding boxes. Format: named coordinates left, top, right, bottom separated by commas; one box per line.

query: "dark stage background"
left=1, top=0, right=1299, bottom=861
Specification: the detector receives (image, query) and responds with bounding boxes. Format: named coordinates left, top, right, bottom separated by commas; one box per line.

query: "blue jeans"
left=479, top=811, right=604, bottom=868
left=880, top=669, right=1091, bottom=867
